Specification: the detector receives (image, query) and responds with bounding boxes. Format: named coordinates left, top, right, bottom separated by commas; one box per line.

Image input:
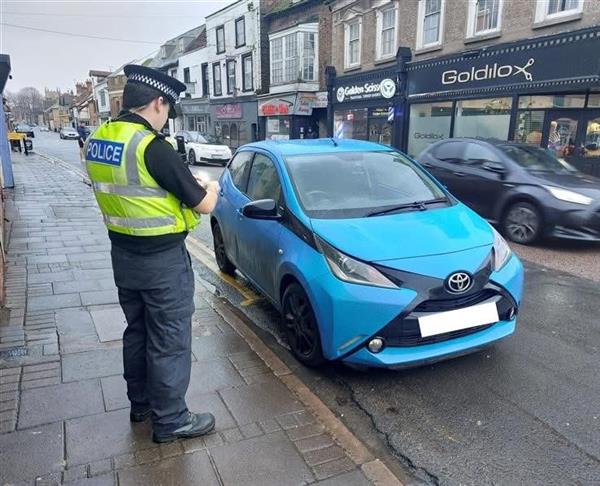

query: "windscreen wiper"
left=367, top=197, right=448, bottom=217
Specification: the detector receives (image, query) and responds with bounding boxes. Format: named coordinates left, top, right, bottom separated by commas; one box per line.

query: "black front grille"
left=377, top=287, right=514, bottom=348
left=414, top=288, right=498, bottom=313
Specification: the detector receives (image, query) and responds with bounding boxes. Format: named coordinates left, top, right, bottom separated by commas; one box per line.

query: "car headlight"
left=315, top=236, right=397, bottom=288
left=492, top=227, right=512, bottom=271
left=543, top=185, right=593, bottom=205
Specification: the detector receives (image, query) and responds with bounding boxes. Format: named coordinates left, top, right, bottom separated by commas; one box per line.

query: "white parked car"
left=173, top=131, right=232, bottom=166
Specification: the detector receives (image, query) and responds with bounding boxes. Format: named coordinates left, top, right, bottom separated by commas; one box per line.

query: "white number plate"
left=418, top=302, right=499, bottom=338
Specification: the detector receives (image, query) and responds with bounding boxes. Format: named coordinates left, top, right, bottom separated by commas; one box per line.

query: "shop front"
left=404, top=26, right=600, bottom=176
left=180, top=99, right=211, bottom=134
left=258, top=92, right=328, bottom=140
left=329, top=68, right=399, bottom=146
left=209, top=99, right=258, bottom=150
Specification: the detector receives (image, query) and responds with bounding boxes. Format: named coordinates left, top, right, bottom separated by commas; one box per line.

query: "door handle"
left=219, top=190, right=224, bottom=197
left=421, top=162, right=433, bottom=168
left=452, top=171, right=466, bottom=177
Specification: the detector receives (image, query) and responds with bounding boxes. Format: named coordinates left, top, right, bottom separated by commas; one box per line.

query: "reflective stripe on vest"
left=92, top=182, right=168, bottom=198
left=103, top=214, right=177, bottom=228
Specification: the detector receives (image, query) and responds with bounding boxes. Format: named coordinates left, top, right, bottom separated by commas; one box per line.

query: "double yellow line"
left=186, top=236, right=263, bottom=307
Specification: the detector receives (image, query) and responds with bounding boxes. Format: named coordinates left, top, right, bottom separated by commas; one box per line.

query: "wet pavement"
left=0, top=153, right=383, bottom=486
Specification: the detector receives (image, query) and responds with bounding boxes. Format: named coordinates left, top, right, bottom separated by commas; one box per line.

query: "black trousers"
left=111, top=242, right=195, bottom=434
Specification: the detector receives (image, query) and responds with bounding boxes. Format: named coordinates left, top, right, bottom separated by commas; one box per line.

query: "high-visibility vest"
left=85, top=120, right=200, bottom=236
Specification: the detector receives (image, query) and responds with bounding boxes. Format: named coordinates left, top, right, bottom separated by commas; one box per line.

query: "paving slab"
left=66, top=473, right=117, bottom=486
left=210, top=431, right=313, bottom=486
left=90, top=307, right=127, bottom=343
left=187, top=358, right=245, bottom=395
left=314, top=470, right=371, bottom=486
left=18, top=379, right=104, bottom=428
left=28, top=293, right=82, bottom=312
left=0, top=422, right=64, bottom=484
left=118, top=450, right=219, bottom=486
left=54, top=278, right=116, bottom=295
left=81, top=290, right=119, bottom=307
left=62, top=347, right=123, bottom=382
left=191, top=332, right=251, bottom=361
left=66, top=409, right=155, bottom=466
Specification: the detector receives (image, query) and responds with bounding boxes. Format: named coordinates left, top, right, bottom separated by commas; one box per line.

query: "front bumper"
left=306, top=247, right=524, bottom=368
left=544, top=202, right=600, bottom=241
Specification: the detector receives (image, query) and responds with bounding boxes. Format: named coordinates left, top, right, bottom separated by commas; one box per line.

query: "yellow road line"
left=186, top=236, right=263, bottom=307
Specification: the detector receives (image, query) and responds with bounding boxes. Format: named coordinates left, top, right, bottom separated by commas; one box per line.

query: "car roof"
left=239, top=139, right=393, bottom=157
left=435, top=137, right=537, bottom=149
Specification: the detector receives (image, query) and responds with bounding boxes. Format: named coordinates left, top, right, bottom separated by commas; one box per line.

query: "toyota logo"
left=446, top=272, right=472, bottom=294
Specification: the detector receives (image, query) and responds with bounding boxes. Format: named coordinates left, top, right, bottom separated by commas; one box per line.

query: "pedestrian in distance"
left=77, top=123, right=87, bottom=162
left=85, top=64, right=219, bottom=444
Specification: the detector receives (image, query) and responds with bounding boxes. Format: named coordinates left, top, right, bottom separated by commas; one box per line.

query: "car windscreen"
left=284, top=151, right=447, bottom=219
left=500, top=145, right=578, bottom=173
left=195, top=133, right=219, bottom=144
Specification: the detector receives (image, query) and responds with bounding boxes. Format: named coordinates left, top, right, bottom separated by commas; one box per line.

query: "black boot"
left=152, top=412, right=216, bottom=444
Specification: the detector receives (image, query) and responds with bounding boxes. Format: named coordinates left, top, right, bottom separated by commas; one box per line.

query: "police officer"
left=85, top=65, right=219, bottom=443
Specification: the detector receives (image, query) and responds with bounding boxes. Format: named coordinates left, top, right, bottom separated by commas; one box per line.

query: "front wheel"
left=502, top=201, right=542, bottom=244
left=188, top=149, right=196, bottom=166
left=212, top=223, right=236, bottom=276
left=282, top=283, right=325, bottom=367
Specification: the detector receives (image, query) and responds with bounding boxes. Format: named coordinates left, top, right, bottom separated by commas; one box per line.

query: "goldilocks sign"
left=407, top=26, right=600, bottom=97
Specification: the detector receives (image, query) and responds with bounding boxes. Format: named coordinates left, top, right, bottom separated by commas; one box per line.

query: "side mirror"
left=482, top=161, right=506, bottom=174
left=242, top=199, right=281, bottom=220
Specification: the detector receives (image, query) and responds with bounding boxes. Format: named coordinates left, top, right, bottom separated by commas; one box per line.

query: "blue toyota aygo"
left=211, top=139, right=524, bottom=369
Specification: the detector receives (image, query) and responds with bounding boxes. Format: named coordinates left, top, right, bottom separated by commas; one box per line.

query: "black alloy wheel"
left=212, top=223, right=236, bottom=276
left=502, top=201, right=542, bottom=244
left=282, top=283, right=325, bottom=367
left=188, top=149, right=197, bottom=166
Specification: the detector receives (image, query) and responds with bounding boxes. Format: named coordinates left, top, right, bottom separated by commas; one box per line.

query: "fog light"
left=367, top=337, right=385, bottom=353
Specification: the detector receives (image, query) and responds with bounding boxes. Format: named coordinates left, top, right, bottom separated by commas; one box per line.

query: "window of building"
left=213, top=63, right=222, bottom=96
left=160, top=46, right=167, bottom=58
left=270, top=27, right=317, bottom=85
left=170, top=69, right=177, bottom=79
left=408, top=101, right=452, bottom=157
left=345, top=20, right=361, bottom=68
left=334, top=108, right=368, bottom=140
left=454, top=97, right=512, bottom=140
left=178, top=38, right=185, bottom=53
left=417, top=0, right=444, bottom=49
left=226, top=60, right=236, bottom=94
left=216, top=25, right=225, bottom=54
left=183, top=67, right=191, bottom=84
left=514, top=110, right=545, bottom=144
left=467, top=0, right=502, bottom=37
left=242, top=54, right=253, bottom=91
left=588, top=94, right=600, bottom=108
left=99, top=90, right=106, bottom=109
left=377, top=6, right=397, bottom=60
left=235, top=17, right=246, bottom=48
left=246, top=154, right=282, bottom=202
left=534, top=0, right=582, bottom=24
left=201, top=63, right=209, bottom=97
left=518, top=95, right=586, bottom=109
left=266, top=117, right=290, bottom=140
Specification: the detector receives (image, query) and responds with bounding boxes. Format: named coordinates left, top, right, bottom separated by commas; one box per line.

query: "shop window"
left=377, top=6, right=397, bottom=60
left=514, top=111, right=545, bottom=144
left=417, top=0, right=444, bottom=50
left=547, top=117, right=578, bottom=158
left=368, top=108, right=393, bottom=145
left=583, top=118, right=600, bottom=158
left=454, top=98, right=512, bottom=140
left=407, top=102, right=452, bottom=157
left=345, top=20, right=361, bottom=68
left=266, top=117, right=290, bottom=141
left=246, top=154, right=282, bottom=202
left=230, top=123, right=239, bottom=148
left=518, top=95, right=585, bottom=109
left=467, top=0, right=502, bottom=38
left=334, top=108, right=368, bottom=140
left=587, top=94, right=600, bottom=108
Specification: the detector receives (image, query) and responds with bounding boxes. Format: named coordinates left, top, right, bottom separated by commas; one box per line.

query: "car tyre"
left=282, top=283, right=325, bottom=367
left=188, top=149, right=196, bottom=166
left=212, top=223, right=236, bottom=276
left=502, top=201, right=542, bottom=244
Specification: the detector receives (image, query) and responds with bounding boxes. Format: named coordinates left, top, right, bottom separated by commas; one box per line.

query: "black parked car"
left=418, top=138, right=600, bottom=244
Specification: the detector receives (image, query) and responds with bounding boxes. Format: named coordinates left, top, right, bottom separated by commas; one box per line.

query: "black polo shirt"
left=107, top=113, right=207, bottom=254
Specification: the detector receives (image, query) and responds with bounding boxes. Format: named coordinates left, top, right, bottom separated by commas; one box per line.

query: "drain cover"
left=0, top=346, right=28, bottom=360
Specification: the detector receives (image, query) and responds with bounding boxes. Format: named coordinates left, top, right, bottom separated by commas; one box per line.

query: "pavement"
left=0, top=152, right=401, bottom=486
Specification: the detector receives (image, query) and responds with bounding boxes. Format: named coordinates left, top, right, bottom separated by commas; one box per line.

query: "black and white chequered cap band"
left=128, top=73, right=179, bottom=102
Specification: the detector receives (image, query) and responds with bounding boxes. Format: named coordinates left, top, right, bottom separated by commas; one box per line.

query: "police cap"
left=123, top=64, right=186, bottom=119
